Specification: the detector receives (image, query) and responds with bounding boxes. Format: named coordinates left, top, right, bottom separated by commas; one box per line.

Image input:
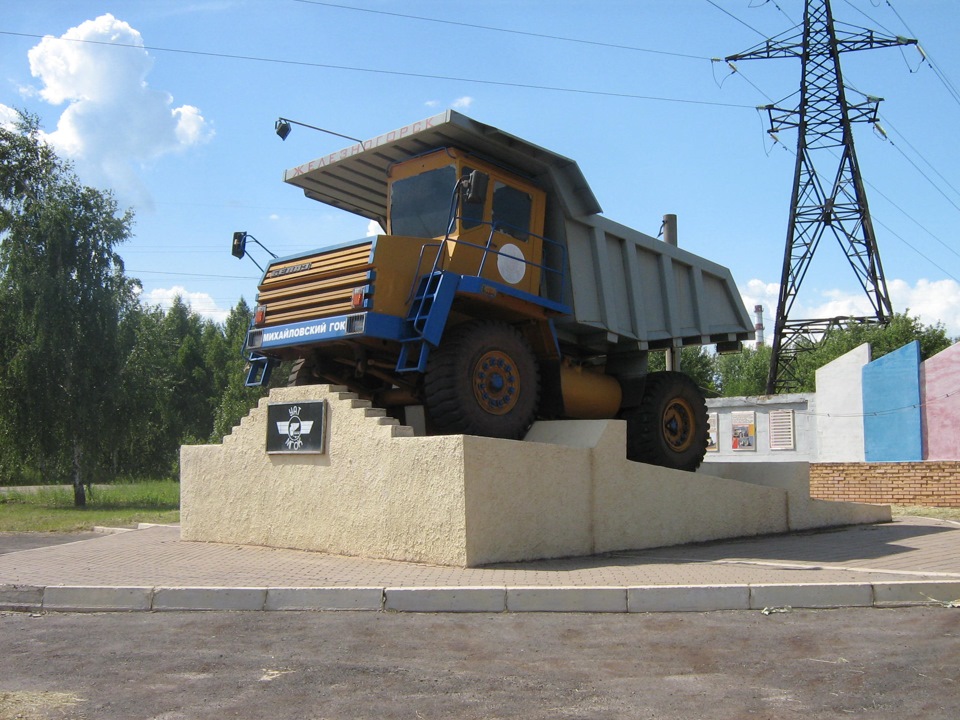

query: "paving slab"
left=0, top=516, right=957, bottom=613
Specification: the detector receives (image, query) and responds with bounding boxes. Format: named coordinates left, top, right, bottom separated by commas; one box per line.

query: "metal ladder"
left=395, top=271, right=459, bottom=373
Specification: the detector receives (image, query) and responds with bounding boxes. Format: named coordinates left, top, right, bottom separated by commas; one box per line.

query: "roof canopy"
left=283, top=110, right=601, bottom=223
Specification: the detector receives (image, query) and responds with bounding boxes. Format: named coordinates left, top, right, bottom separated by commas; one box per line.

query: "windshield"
left=390, top=165, right=456, bottom=238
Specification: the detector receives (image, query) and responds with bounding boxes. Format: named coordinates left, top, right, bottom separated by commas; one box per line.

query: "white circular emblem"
left=497, top=243, right=526, bottom=285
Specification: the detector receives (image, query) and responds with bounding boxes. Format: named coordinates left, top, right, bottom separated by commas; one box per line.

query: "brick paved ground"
left=1, top=516, right=957, bottom=590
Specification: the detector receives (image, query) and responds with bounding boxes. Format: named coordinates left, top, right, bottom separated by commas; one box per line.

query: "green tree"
left=792, top=312, right=953, bottom=391
left=0, top=113, right=136, bottom=504
left=112, top=303, right=177, bottom=478
left=715, top=343, right=772, bottom=397
left=161, top=297, right=216, bottom=444
left=210, top=298, right=271, bottom=440
left=648, top=347, right=718, bottom=393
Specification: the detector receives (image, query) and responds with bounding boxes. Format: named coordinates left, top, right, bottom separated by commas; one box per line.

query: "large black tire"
left=288, top=357, right=321, bottom=386
left=423, top=320, right=540, bottom=440
left=626, top=371, right=708, bottom=472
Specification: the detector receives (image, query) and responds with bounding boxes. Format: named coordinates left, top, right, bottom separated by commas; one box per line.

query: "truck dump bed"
left=284, top=110, right=754, bottom=351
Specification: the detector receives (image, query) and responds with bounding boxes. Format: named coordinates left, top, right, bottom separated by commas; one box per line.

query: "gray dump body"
left=284, top=110, right=755, bottom=352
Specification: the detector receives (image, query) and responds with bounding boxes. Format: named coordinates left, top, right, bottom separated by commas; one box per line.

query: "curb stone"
left=4, top=580, right=960, bottom=613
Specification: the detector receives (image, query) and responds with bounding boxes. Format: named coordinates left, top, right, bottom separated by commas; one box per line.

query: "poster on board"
left=731, top=410, right=756, bottom=451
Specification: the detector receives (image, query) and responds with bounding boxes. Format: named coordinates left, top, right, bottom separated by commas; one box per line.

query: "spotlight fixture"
left=274, top=119, right=292, bottom=141
left=231, top=231, right=248, bottom=259
left=230, top=231, right=277, bottom=273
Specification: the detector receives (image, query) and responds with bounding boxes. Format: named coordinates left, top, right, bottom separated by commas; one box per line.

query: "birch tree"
left=0, top=112, right=135, bottom=505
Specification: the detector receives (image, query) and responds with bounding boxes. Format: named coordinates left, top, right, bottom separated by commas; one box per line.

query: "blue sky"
left=2, top=0, right=959, bottom=337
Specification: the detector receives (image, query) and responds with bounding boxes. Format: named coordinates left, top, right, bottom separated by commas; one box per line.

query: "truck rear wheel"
left=424, top=320, right=540, bottom=440
left=626, top=371, right=707, bottom=472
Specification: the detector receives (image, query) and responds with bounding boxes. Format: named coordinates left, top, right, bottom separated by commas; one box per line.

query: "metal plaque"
left=266, top=400, right=327, bottom=454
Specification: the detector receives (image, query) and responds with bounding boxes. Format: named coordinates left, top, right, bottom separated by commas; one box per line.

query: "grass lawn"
left=1, top=482, right=956, bottom=532
left=891, top=504, right=960, bottom=522
left=0, top=481, right=180, bottom=532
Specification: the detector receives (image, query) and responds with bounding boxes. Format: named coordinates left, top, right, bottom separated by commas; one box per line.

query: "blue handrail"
left=403, top=219, right=568, bottom=308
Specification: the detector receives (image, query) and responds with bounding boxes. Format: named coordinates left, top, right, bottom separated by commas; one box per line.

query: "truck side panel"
left=559, top=214, right=754, bottom=349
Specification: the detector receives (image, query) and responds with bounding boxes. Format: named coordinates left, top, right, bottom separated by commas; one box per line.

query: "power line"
left=735, top=383, right=960, bottom=418
left=293, top=0, right=712, bottom=61
left=714, top=6, right=960, bottom=288
left=879, top=116, right=960, bottom=202
left=879, top=128, right=960, bottom=217
left=764, top=0, right=797, bottom=26
left=883, top=0, right=960, bottom=108
left=704, top=0, right=771, bottom=37
left=838, top=84, right=960, bottom=217
left=839, top=0, right=898, bottom=36
left=766, top=137, right=960, bottom=285
left=720, top=60, right=778, bottom=103
left=0, top=30, right=753, bottom=109
left=870, top=220, right=960, bottom=286
left=128, top=269, right=257, bottom=280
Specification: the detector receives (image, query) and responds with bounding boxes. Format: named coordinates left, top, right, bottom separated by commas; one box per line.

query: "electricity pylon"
left=725, top=0, right=916, bottom=394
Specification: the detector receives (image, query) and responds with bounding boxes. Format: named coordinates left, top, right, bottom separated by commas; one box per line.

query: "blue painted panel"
left=863, top=341, right=922, bottom=461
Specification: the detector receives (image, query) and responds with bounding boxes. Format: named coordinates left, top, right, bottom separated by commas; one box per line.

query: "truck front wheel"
left=626, top=371, right=708, bottom=472
left=424, top=320, right=540, bottom=440
left=288, top=357, right=320, bottom=386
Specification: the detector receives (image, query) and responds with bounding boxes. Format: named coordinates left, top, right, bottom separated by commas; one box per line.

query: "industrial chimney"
left=754, top=304, right=765, bottom=346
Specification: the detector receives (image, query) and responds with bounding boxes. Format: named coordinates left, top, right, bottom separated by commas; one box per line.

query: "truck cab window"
left=390, top=165, right=457, bottom=238
left=493, top=182, right=532, bottom=241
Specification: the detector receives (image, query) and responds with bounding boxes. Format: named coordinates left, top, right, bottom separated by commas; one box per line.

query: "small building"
left=702, top=341, right=960, bottom=507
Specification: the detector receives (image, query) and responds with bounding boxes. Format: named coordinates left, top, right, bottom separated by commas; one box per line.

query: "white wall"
left=815, top=344, right=870, bottom=462
left=703, top=343, right=872, bottom=465
left=703, top=393, right=816, bottom=463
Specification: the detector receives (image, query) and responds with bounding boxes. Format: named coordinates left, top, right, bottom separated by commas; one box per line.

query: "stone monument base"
left=180, top=385, right=890, bottom=567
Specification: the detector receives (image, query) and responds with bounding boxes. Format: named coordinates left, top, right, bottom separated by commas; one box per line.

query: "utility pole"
left=725, top=0, right=916, bottom=394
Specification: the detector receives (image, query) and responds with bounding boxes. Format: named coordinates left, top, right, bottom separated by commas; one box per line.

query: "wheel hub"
left=662, top=398, right=695, bottom=453
left=472, top=350, right=520, bottom=416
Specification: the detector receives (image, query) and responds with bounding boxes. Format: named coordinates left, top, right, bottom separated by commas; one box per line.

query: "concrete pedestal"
left=180, top=385, right=890, bottom=567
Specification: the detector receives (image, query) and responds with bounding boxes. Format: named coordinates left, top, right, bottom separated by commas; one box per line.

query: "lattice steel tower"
left=726, top=0, right=916, bottom=393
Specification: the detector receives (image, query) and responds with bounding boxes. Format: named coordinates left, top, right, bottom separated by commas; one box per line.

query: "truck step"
left=396, top=339, right=430, bottom=373
left=244, top=357, right=276, bottom=387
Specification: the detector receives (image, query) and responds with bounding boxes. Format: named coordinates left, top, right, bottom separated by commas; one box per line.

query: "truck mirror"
left=463, top=170, right=489, bottom=204
left=232, top=231, right=247, bottom=259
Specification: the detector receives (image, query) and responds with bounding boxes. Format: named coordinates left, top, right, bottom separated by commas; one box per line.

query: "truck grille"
left=256, top=242, right=373, bottom=326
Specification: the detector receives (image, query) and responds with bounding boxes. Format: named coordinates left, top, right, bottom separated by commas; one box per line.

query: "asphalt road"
left=0, top=532, right=101, bottom=555
left=1, top=607, right=957, bottom=719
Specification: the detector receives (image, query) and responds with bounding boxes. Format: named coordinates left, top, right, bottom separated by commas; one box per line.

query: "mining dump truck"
left=235, top=111, right=754, bottom=471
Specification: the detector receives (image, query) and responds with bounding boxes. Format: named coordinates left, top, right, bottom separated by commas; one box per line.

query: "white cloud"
left=425, top=97, right=474, bottom=110
left=366, top=219, right=382, bottom=237
left=740, top=277, right=960, bottom=340
left=172, top=105, right=207, bottom=145
left=25, top=14, right=212, bottom=203
left=143, top=286, right=229, bottom=324
left=889, top=278, right=960, bottom=337
left=0, top=103, right=18, bottom=129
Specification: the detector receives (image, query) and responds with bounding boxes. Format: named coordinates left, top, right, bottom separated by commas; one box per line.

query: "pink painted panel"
left=921, top=342, right=960, bottom=460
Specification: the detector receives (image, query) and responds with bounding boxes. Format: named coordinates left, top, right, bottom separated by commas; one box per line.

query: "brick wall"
left=810, top=462, right=960, bottom=507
